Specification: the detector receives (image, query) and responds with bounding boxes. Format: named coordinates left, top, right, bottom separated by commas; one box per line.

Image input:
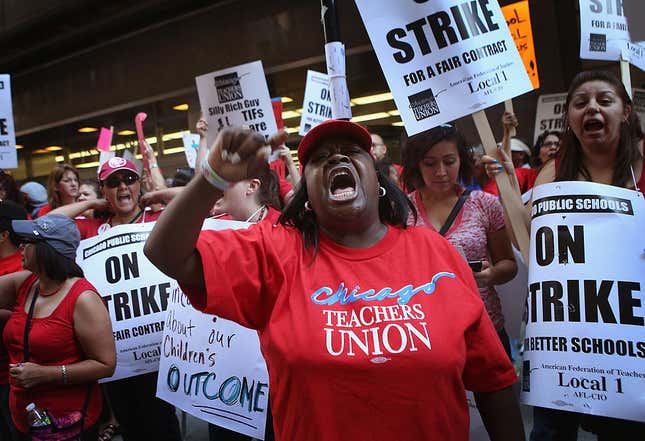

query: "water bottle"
left=26, top=402, right=51, bottom=428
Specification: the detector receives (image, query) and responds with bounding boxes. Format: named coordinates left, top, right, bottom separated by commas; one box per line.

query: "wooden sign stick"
left=620, top=57, right=632, bottom=100
left=472, top=110, right=530, bottom=263
left=504, top=99, right=517, bottom=138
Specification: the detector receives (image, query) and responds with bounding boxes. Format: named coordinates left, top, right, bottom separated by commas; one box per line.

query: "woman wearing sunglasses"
left=51, top=158, right=164, bottom=239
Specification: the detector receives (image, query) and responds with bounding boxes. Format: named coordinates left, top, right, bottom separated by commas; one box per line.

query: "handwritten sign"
left=354, top=0, right=532, bottom=135
left=77, top=223, right=173, bottom=382
left=0, top=75, right=17, bottom=169
left=299, top=71, right=332, bottom=136
left=501, top=0, right=539, bottom=89
left=156, top=219, right=269, bottom=439
left=522, top=181, right=645, bottom=422
left=579, top=0, right=645, bottom=71
left=196, top=60, right=277, bottom=151
left=533, top=93, right=567, bottom=143
left=182, top=133, right=200, bottom=169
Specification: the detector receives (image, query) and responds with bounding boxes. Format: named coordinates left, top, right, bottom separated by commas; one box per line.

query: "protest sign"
left=156, top=219, right=270, bottom=439
left=182, top=133, right=200, bottom=168
left=632, top=88, right=645, bottom=133
left=196, top=60, right=277, bottom=151
left=533, top=93, right=567, bottom=143
left=0, top=75, right=17, bottom=169
left=77, top=223, right=173, bottom=382
left=522, top=181, right=645, bottom=422
left=578, top=0, right=645, bottom=71
left=502, top=0, right=539, bottom=89
left=299, top=71, right=332, bottom=136
left=354, top=0, right=532, bottom=135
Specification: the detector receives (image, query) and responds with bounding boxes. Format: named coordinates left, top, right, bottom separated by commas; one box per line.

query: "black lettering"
left=122, top=252, right=140, bottom=280
left=557, top=225, right=585, bottom=264
left=113, top=292, right=131, bottom=321
left=478, top=0, right=499, bottom=31
left=589, top=0, right=602, bottom=13
left=542, top=281, right=564, bottom=322
left=387, top=28, right=414, bottom=63
left=449, top=5, right=470, bottom=39
left=460, top=1, right=488, bottom=37
left=530, top=282, right=539, bottom=322
left=0, top=119, right=7, bottom=136
left=536, top=226, right=555, bottom=266
left=159, top=282, right=171, bottom=311
left=427, top=11, right=458, bottom=49
left=584, top=280, right=617, bottom=323
left=406, top=19, right=433, bottom=56
left=617, top=281, right=643, bottom=326
left=567, top=280, right=581, bottom=322
left=105, top=256, right=121, bottom=283
left=141, top=285, right=160, bottom=315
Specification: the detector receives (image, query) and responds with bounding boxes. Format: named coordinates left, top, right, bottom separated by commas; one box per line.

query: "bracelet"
left=61, top=364, right=68, bottom=384
left=201, top=158, right=231, bottom=191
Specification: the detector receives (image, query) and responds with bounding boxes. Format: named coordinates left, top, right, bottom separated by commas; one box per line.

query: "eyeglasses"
left=102, top=174, right=139, bottom=188
left=542, top=141, right=560, bottom=148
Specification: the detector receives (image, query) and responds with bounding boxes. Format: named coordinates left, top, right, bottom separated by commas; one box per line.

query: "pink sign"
left=96, top=127, right=113, bottom=152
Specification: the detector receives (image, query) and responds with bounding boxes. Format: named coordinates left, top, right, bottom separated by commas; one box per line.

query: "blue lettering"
left=310, top=272, right=456, bottom=306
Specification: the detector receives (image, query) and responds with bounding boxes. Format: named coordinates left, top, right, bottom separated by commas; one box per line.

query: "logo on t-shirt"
left=310, top=273, right=456, bottom=359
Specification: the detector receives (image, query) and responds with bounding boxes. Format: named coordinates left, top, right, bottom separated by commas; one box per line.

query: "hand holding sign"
left=135, top=112, right=151, bottom=174
left=207, top=127, right=288, bottom=184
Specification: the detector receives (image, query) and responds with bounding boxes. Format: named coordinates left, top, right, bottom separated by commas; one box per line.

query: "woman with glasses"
left=401, top=124, right=518, bottom=358
left=0, top=214, right=115, bottom=440
left=531, top=130, right=561, bottom=168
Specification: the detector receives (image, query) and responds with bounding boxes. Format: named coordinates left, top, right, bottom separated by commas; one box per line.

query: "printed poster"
left=501, top=0, right=539, bottom=89
left=522, top=181, right=645, bottom=422
left=77, top=223, right=173, bottom=382
left=579, top=0, right=645, bottom=71
left=299, top=70, right=332, bottom=136
left=196, top=60, right=277, bottom=151
left=0, top=75, right=17, bottom=169
left=156, top=219, right=270, bottom=439
left=354, top=0, right=532, bottom=135
left=533, top=93, right=567, bottom=143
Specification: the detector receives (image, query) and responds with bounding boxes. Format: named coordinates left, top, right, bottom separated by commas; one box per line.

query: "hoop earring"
left=304, top=201, right=312, bottom=211
left=378, top=186, right=387, bottom=197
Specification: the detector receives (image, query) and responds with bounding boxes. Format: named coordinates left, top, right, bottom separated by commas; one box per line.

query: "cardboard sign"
left=196, top=61, right=277, bottom=151
left=156, top=219, right=270, bottom=439
left=522, top=181, right=645, bottom=422
left=182, top=133, right=200, bottom=169
left=632, top=88, right=645, bottom=133
left=579, top=0, right=645, bottom=71
left=502, top=0, right=539, bottom=89
left=354, top=0, right=532, bottom=135
left=0, top=75, right=17, bottom=169
left=299, top=71, right=332, bottom=136
left=533, top=93, right=567, bottom=143
left=77, top=223, right=174, bottom=382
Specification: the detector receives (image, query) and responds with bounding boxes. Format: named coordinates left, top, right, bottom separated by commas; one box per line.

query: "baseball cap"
left=297, top=120, right=372, bottom=167
left=19, top=182, right=48, bottom=206
left=12, top=214, right=80, bottom=261
left=510, top=138, right=531, bottom=155
left=99, top=157, right=140, bottom=182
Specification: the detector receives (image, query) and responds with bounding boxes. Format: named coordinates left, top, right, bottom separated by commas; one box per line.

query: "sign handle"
left=472, top=110, right=530, bottom=263
left=503, top=100, right=517, bottom=138
left=620, top=58, right=632, bottom=100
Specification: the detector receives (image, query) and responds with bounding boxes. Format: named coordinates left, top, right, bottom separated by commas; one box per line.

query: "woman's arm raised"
left=144, top=127, right=287, bottom=288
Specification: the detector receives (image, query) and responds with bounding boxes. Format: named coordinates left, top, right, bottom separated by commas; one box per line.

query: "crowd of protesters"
left=0, top=68, right=642, bottom=441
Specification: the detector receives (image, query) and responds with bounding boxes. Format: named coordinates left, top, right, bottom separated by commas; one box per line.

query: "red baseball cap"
left=99, top=157, right=140, bottom=181
left=297, top=120, right=372, bottom=167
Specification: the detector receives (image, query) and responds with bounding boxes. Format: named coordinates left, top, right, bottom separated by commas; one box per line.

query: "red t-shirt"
left=75, top=209, right=163, bottom=240
left=181, top=223, right=516, bottom=441
left=482, top=167, right=538, bottom=196
left=0, top=251, right=24, bottom=384
left=35, top=204, right=52, bottom=218
left=3, top=274, right=102, bottom=433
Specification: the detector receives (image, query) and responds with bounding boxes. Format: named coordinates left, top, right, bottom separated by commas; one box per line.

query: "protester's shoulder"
left=535, top=160, right=556, bottom=186
left=468, top=189, right=502, bottom=209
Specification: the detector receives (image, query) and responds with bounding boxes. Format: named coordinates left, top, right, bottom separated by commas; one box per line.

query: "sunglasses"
left=102, top=174, right=139, bottom=189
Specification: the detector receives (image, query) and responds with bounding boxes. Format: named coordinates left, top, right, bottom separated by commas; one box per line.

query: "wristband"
left=61, top=364, right=68, bottom=384
left=201, top=158, right=231, bottom=191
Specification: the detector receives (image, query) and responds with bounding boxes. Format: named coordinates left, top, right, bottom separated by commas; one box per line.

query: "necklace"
left=245, top=205, right=267, bottom=223
left=38, top=281, right=65, bottom=297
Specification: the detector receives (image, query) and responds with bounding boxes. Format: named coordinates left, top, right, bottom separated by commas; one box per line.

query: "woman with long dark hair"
left=144, top=121, right=525, bottom=441
left=486, top=70, right=643, bottom=440
left=0, top=214, right=115, bottom=440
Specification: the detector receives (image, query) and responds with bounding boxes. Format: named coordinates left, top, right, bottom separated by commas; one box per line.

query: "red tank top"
left=554, top=157, right=645, bottom=197
left=2, top=274, right=102, bottom=433
left=0, top=251, right=23, bottom=385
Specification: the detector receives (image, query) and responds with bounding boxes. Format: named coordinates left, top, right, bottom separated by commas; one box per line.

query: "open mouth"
left=328, top=166, right=357, bottom=201
left=117, top=194, right=132, bottom=204
left=583, top=119, right=604, bottom=132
